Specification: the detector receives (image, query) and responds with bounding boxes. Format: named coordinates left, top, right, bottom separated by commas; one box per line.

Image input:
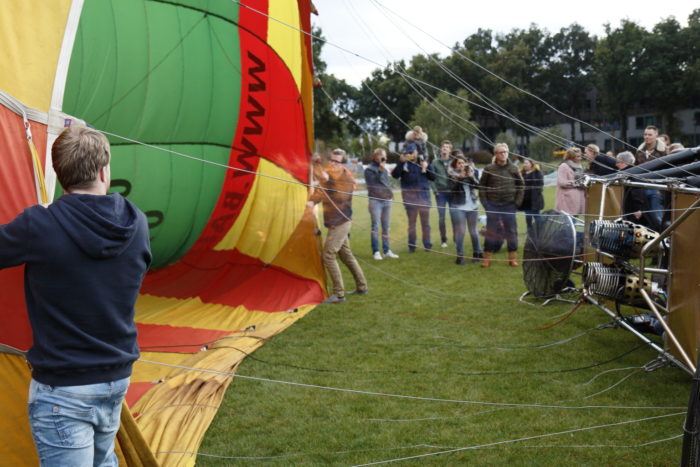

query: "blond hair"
left=331, top=148, right=347, bottom=163
left=52, top=126, right=110, bottom=191
left=563, top=147, right=582, bottom=161
left=585, top=143, right=600, bottom=154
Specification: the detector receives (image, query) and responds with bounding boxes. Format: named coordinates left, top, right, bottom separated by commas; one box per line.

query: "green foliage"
left=312, top=26, right=365, bottom=148
left=593, top=21, right=649, bottom=142
left=541, top=24, right=596, bottom=136
left=467, top=150, right=493, bottom=165
left=684, top=9, right=700, bottom=107
left=495, top=131, right=515, bottom=152
left=357, top=63, right=422, bottom=143
left=641, top=18, right=686, bottom=137
left=410, top=89, right=477, bottom=149
left=528, top=126, right=566, bottom=163
left=313, top=74, right=360, bottom=147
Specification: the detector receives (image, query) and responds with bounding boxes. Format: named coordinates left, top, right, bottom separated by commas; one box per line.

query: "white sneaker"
left=441, top=242, right=448, bottom=248
left=384, top=250, right=399, bottom=259
left=373, top=251, right=383, bottom=260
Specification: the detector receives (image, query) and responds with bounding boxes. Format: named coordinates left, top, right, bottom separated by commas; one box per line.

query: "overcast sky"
left=312, top=0, right=698, bottom=87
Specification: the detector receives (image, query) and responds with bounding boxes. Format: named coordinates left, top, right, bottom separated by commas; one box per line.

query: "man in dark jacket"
left=364, top=148, right=399, bottom=260
left=0, top=126, right=152, bottom=465
left=307, top=148, right=368, bottom=303
left=478, top=143, right=524, bottom=267
left=584, top=143, right=617, bottom=176
left=392, top=142, right=435, bottom=252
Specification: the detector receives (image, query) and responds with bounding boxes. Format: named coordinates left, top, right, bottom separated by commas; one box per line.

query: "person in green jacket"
left=478, top=143, right=524, bottom=267
left=430, top=139, right=453, bottom=247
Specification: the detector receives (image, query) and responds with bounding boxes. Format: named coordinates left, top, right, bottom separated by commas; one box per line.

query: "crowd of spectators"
left=309, top=125, right=681, bottom=301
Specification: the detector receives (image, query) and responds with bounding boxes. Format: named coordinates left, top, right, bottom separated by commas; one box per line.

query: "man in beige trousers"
left=307, top=148, right=368, bottom=304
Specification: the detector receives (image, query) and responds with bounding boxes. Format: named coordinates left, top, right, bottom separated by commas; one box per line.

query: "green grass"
left=199, top=186, right=690, bottom=466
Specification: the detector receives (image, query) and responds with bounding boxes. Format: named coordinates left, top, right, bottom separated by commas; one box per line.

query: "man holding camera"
left=392, top=142, right=435, bottom=252
left=307, top=148, right=368, bottom=304
left=365, top=148, right=399, bottom=260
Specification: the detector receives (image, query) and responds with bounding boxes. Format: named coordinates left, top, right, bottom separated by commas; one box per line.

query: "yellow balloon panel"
left=0, top=355, right=36, bottom=467
left=0, top=0, right=73, bottom=111
left=214, top=158, right=307, bottom=263
left=267, top=1, right=302, bottom=93
left=135, top=294, right=314, bottom=330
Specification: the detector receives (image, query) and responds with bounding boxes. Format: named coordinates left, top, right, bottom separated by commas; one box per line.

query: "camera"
left=380, top=157, right=387, bottom=162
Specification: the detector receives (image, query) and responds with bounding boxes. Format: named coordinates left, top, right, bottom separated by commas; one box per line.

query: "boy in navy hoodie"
left=0, top=126, right=152, bottom=466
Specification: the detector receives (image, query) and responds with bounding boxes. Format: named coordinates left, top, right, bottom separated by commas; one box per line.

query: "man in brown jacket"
left=635, top=126, right=667, bottom=228
left=307, top=148, right=368, bottom=303
left=635, top=125, right=667, bottom=166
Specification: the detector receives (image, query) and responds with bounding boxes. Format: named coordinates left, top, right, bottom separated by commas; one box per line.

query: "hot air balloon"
left=0, top=0, right=324, bottom=464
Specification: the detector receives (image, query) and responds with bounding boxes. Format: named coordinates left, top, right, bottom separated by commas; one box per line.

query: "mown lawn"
left=199, top=185, right=690, bottom=466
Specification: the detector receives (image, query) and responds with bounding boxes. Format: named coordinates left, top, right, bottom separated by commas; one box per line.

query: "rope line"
left=351, top=411, right=685, bottom=466
left=137, top=356, right=682, bottom=410
left=155, top=433, right=682, bottom=461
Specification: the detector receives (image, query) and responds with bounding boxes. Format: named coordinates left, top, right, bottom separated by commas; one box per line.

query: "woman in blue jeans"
left=365, top=148, right=399, bottom=259
left=447, top=156, right=482, bottom=265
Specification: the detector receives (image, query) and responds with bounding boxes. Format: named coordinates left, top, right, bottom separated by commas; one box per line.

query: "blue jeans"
left=402, top=191, right=432, bottom=250
left=524, top=210, right=541, bottom=236
left=483, top=202, right=518, bottom=253
left=368, top=198, right=392, bottom=254
left=434, top=191, right=451, bottom=243
left=644, top=188, right=663, bottom=230
left=28, top=377, right=130, bottom=467
left=450, top=208, right=482, bottom=257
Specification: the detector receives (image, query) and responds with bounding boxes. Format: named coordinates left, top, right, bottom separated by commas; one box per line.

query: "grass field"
left=199, top=185, right=691, bottom=466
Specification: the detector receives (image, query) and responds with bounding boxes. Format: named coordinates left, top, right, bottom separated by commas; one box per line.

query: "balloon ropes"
left=0, top=1, right=324, bottom=465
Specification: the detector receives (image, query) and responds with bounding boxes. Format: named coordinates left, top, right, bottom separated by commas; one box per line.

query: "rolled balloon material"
left=626, top=160, right=700, bottom=181
left=604, top=146, right=700, bottom=177
left=0, top=1, right=324, bottom=465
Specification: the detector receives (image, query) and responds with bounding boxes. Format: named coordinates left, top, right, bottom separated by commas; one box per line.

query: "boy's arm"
left=0, top=210, right=31, bottom=269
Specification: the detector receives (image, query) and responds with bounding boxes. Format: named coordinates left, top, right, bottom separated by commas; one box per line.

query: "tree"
left=593, top=20, right=649, bottom=146
left=494, top=131, right=515, bottom=153
left=444, top=29, right=498, bottom=125
left=682, top=9, right=700, bottom=111
left=403, top=53, right=451, bottom=102
left=410, top=89, right=477, bottom=151
left=479, top=25, right=550, bottom=136
left=542, top=24, right=596, bottom=141
left=312, top=27, right=359, bottom=147
left=528, top=126, right=565, bottom=164
left=640, top=17, right=686, bottom=138
left=356, top=62, right=422, bottom=143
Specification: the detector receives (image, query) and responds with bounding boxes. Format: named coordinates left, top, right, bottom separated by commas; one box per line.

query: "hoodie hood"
left=50, top=193, right=141, bottom=259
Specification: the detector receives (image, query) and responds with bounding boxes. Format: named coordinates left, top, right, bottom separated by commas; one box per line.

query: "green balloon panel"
left=62, top=0, right=243, bottom=268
